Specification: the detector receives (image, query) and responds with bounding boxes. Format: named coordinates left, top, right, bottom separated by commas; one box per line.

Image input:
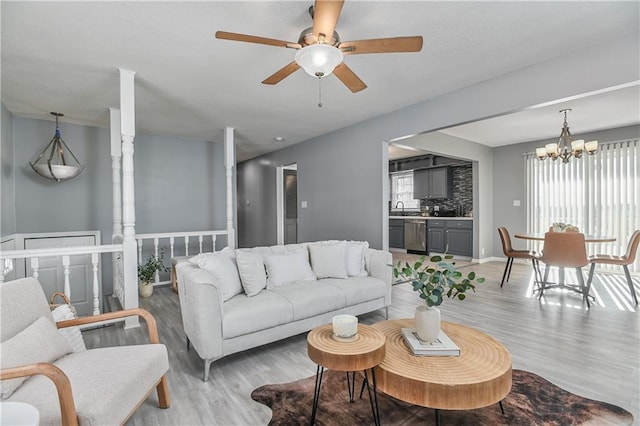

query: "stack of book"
left=401, top=328, right=461, bottom=356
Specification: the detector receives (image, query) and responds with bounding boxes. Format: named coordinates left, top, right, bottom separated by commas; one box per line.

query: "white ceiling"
left=2, top=1, right=639, bottom=161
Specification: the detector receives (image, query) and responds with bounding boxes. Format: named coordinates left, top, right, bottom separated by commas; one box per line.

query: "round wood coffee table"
left=371, top=319, right=512, bottom=424
left=307, top=323, right=386, bottom=426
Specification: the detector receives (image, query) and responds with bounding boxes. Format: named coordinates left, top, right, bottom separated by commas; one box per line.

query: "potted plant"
left=393, top=254, right=485, bottom=342
left=138, top=250, right=169, bottom=298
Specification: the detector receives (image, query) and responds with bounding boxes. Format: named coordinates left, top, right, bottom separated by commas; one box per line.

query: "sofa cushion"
left=264, top=250, right=316, bottom=289
left=235, top=251, right=267, bottom=296
left=273, top=281, right=346, bottom=321
left=309, top=242, right=348, bottom=279
left=320, top=276, right=388, bottom=306
left=1, top=316, right=73, bottom=399
left=223, top=291, right=294, bottom=338
left=345, top=241, right=369, bottom=277
left=193, top=251, right=242, bottom=301
left=7, top=344, right=169, bottom=425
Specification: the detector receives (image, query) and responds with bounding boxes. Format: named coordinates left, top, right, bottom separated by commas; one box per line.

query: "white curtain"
left=525, top=138, right=640, bottom=273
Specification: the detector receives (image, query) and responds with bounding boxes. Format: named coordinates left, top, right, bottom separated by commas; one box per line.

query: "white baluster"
left=170, top=237, right=175, bottom=260
left=212, top=236, right=217, bottom=252
left=198, top=235, right=204, bottom=254
left=184, top=236, right=189, bottom=256
left=31, top=258, right=39, bottom=280
left=137, top=239, right=143, bottom=264
left=154, top=238, right=160, bottom=285
left=62, top=255, right=71, bottom=298
left=92, top=253, right=100, bottom=315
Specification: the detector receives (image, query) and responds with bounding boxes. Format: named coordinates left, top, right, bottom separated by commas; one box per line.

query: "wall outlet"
left=481, top=248, right=485, bottom=256
left=301, top=201, right=308, bottom=208
left=513, top=200, right=521, bottom=207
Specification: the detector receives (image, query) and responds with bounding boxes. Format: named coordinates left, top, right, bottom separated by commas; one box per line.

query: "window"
left=525, top=138, right=639, bottom=272
left=390, top=171, right=420, bottom=210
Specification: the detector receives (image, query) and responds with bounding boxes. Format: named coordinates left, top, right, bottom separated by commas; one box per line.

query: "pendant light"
left=30, top=112, right=84, bottom=182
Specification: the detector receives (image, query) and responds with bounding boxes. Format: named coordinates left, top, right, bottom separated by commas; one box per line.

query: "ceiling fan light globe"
left=295, top=44, right=343, bottom=78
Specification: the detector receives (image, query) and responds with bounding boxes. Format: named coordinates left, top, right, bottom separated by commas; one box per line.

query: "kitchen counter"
left=389, top=216, right=473, bottom=221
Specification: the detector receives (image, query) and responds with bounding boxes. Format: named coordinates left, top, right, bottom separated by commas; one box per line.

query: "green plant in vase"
left=138, top=249, right=169, bottom=298
left=393, top=254, right=485, bottom=342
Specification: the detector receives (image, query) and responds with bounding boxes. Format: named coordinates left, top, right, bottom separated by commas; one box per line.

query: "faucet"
left=395, top=201, right=405, bottom=215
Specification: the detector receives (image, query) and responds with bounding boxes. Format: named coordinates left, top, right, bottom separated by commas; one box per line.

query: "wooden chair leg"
left=623, top=265, right=639, bottom=305
left=156, top=375, right=171, bottom=408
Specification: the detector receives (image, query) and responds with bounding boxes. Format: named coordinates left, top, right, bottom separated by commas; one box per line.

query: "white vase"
left=139, top=281, right=154, bottom=298
left=414, top=305, right=441, bottom=342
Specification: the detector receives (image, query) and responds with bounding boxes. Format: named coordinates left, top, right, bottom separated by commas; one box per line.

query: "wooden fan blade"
left=333, top=62, right=366, bottom=93
left=312, top=0, right=344, bottom=43
left=340, top=36, right=423, bottom=55
left=262, top=62, right=301, bottom=85
left=215, top=31, right=300, bottom=49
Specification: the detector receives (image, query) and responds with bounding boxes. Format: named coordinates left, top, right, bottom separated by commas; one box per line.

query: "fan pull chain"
left=317, top=77, right=323, bottom=108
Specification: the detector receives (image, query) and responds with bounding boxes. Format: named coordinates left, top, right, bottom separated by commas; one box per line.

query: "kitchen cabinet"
left=412, top=167, right=451, bottom=200
left=389, top=219, right=405, bottom=249
left=446, top=220, right=473, bottom=256
left=427, top=220, right=445, bottom=253
left=427, top=219, right=473, bottom=257
left=428, top=167, right=451, bottom=199
left=412, top=169, right=428, bottom=199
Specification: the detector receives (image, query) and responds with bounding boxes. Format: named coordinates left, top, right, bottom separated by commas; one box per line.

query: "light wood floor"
left=82, top=257, right=640, bottom=425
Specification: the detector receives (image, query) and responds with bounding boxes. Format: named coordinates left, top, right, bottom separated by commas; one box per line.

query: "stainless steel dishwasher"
left=404, top=219, right=427, bottom=254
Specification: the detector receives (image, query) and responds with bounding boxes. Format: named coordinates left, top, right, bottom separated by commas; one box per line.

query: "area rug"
left=251, top=369, right=633, bottom=425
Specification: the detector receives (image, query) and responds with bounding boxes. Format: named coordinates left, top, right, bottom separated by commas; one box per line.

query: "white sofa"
left=175, top=241, right=392, bottom=381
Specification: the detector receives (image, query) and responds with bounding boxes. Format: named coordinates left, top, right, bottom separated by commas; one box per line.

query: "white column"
left=110, top=108, right=124, bottom=302
left=224, top=127, right=237, bottom=249
left=120, top=68, right=139, bottom=328
left=110, top=108, right=123, bottom=242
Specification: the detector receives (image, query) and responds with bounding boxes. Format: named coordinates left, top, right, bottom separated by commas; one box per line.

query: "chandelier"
left=535, top=109, right=598, bottom=163
left=29, top=112, right=84, bottom=182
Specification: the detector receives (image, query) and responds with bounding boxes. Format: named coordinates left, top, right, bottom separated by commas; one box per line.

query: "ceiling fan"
left=215, top=0, right=423, bottom=93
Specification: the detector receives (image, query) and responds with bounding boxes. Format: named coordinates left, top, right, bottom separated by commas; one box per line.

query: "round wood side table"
left=307, top=323, right=386, bottom=426
left=372, top=319, right=512, bottom=426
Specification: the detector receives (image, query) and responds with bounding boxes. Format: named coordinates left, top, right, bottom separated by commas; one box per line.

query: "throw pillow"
left=308, top=242, right=348, bottom=279
left=1, top=316, right=73, bottom=399
left=195, top=252, right=243, bottom=301
left=345, top=241, right=369, bottom=277
left=51, top=304, right=87, bottom=353
left=236, top=251, right=267, bottom=296
left=264, top=250, right=316, bottom=289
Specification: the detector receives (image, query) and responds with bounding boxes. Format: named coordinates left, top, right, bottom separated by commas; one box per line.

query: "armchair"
left=0, top=277, right=170, bottom=425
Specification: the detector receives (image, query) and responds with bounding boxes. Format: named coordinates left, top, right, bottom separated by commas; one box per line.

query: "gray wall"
left=4, top=111, right=227, bottom=293
left=491, top=124, right=640, bottom=257
left=1, top=104, right=16, bottom=235
left=237, top=33, right=638, bottom=257
left=238, top=129, right=385, bottom=248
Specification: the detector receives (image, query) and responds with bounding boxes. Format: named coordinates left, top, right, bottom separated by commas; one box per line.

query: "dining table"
left=514, top=232, right=616, bottom=293
left=514, top=233, right=616, bottom=243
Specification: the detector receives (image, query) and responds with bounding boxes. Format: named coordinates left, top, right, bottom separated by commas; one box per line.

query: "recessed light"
left=274, top=137, right=285, bottom=142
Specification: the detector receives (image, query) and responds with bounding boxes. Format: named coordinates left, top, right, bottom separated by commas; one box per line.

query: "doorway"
left=277, top=163, right=298, bottom=245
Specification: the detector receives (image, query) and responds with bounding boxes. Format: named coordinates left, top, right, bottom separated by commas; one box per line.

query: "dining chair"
left=586, top=230, right=640, bottom=306
left=497, top=227, right=540, bottom=288
left=536, top=231, right=592, bottom=307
